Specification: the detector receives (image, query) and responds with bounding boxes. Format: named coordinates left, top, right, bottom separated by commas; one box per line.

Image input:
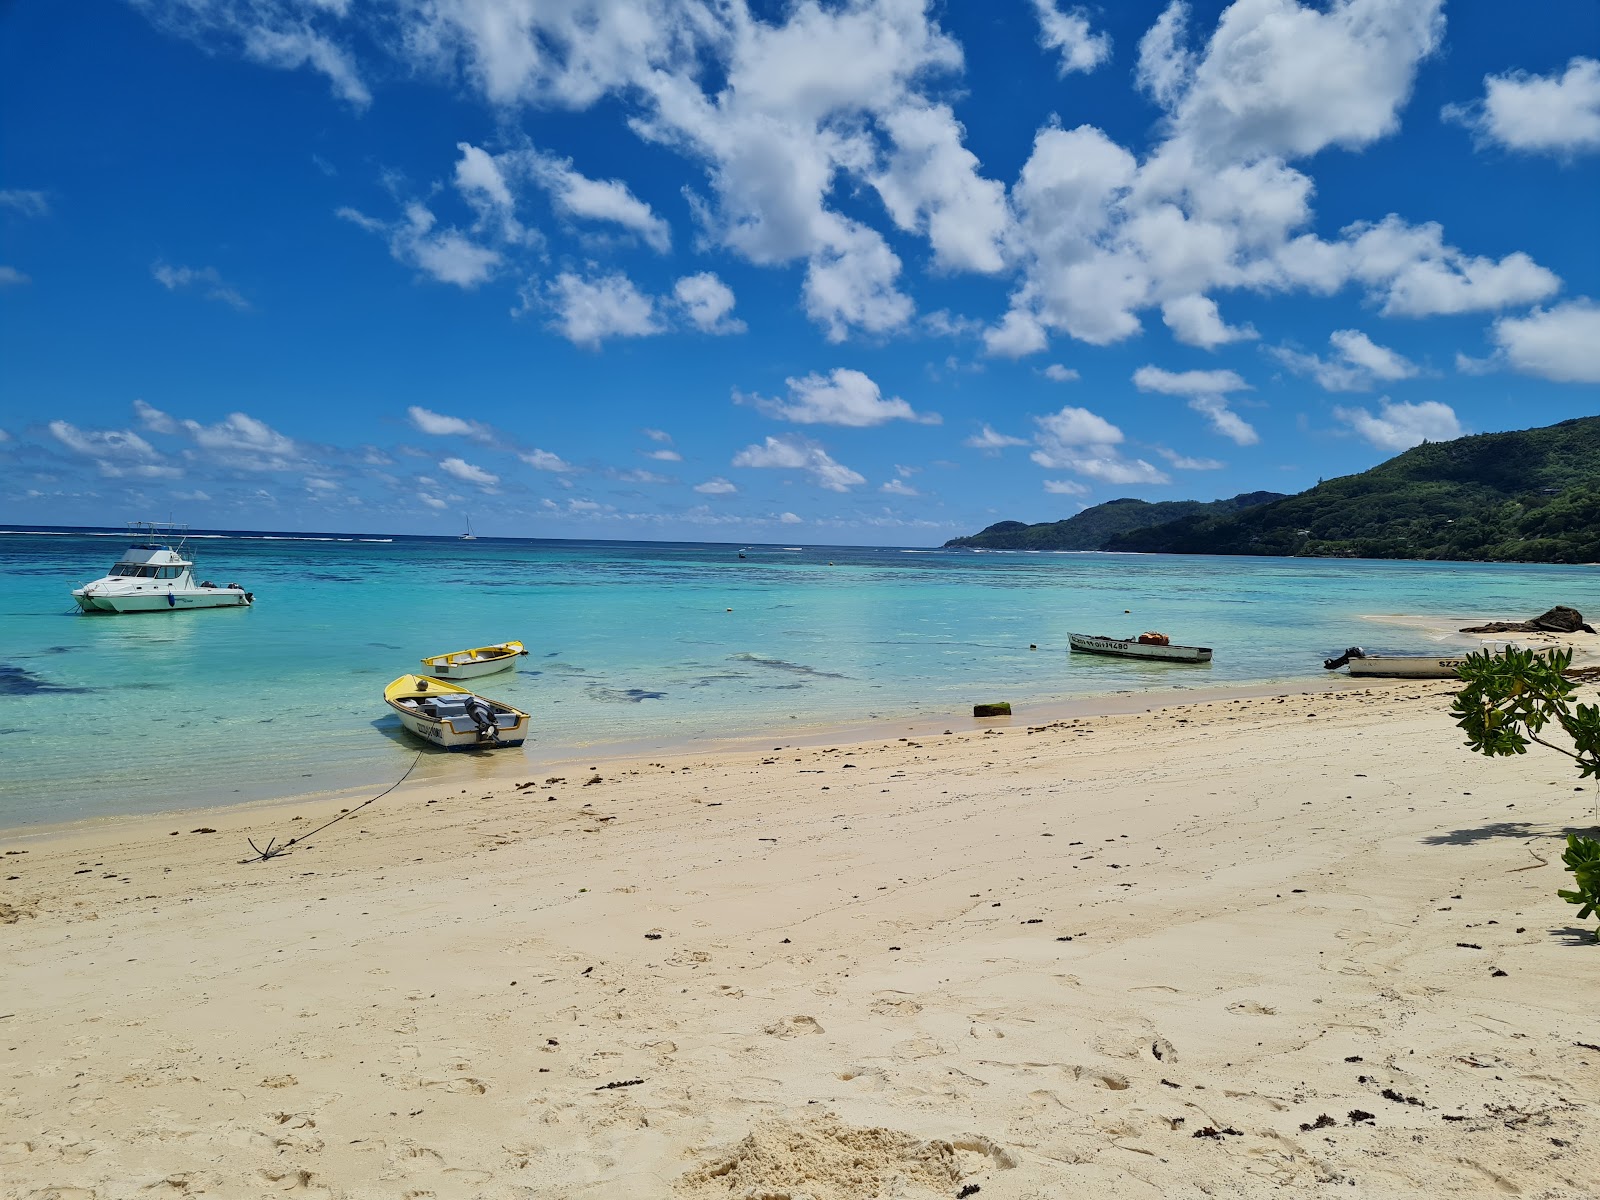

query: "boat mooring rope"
left=244, top=749, right=424, bottom=863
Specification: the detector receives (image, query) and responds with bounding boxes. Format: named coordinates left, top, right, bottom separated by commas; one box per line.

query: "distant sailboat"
left=460, top=516, right=477, bottom=541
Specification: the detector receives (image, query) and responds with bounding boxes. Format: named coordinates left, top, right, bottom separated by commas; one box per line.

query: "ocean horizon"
left=2, top=523, right=1594, bottom=828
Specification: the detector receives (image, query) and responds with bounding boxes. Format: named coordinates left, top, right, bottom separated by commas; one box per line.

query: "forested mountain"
left=1106, top=417, right=1600, bottom=562
left=944, top=492, right=1287, bottom=550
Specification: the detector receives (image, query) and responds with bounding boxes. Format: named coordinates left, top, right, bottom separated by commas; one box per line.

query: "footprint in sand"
left=259, top=1074, right=299, bottom=1088
left=423, top=1077, right=488, bottom=1094
left=1227, top=1001, right=1278, bottom=1016
left=764, top=1015, right=824, bottom=1038
left=1063, top=1065, right=1132, bottom=1090
left=869, top=997, right=922, bottom=1016
left=256, top=1167, right=333, bottom=1197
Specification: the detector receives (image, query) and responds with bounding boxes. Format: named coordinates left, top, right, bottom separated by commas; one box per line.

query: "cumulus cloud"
left=1155, top=447, right=1225, bottom=470
left=1042, top=364, right=1080, bottom=382
left=1444, top=57, right=1600, bottom=158
left=646, top=448, right=682, bottom=461
left=731, top=434, right=865, bottom=492
left=519, top=449, right=575, bottom=472
left=407, top=405, right=495, bottom=442
left=1133, top=365, right=1258, bottom=444
left=339, top=202, right=500, bottom=288
left=1161, top=294, right=1257, bottom=349
left=439, top=456, right=499, bottom=488
left=543, top=270, right=663, bottom=347
left=880, top=478, right=919, bottom=496
left=673, top=272, right=746, bottom=334
left=739, top=368, right=935, bottom=427
left=1028, top=404, right=1169, bottom=483
left=694, top=477, right=737, bottom=495
left=132, top=399, right=178, bottom=434
left=1490, top=299, right=1600, bottom=383
left=1031, top=0, right=1111, bottom=76
left=152, top=261, right=250, bottom=310
left=1333, top=399, right=1463, bottom=451
left=528, top=150, right=671, bottom=251
left=1043, top=478, right=1090, bottom=495
left=178, top=411, right=304, bottom=470
left=1269, top=328, right=1419, bottom=391
left=964, top=424, right=1029, bottom=452
left=0, top=265, right=31, bottom=286
left=48, top=419, right=181, bottom=478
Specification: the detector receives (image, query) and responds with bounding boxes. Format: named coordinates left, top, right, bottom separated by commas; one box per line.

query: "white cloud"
left=48, top=420, right=181, bottom=478
left=1334, top=399, right=1463, bottom=451
left=880, top=478, right=919, bottom=496
left=420, top=494, right=448, bottom=510
left=529, top=151, right=671, bottom=251
left=0, top=265, right=30, bottom=287
left=1032, top=0, right=1111, bottom=76
left=1445, top=57, right=1600, bottom=158
left=643, top=428, right=673, bottom=443
left=1339, top=215, right=1560, bottom=317
left=803, top=219, right=915, bottom=341
left=872, top=103, right=1009, bottom=274
left=610, top=468, right=671, bottom=485
left=439, top=456, right=499, bottom=488
left=407, top=405, right=494, bottom=442
left=673, top=272, right=746, bottom=335
left=1161, top=294, right=1257, bottom=349
left=305, top=476, right=339, bottom=491
left=983, top=309, right=1050, bottom=359
left=133, top=399, right=178, bottom=434
left=152, top=261, right=250, bottom=310
left=1042, top=364, right=1079, bottom=382
left=964, top=424, right=1029, bottom=452
left=740, top=368, right=935, bottom=427
left=1028, top=404, right=1168, bottom=482
left=242, top=22, right=370, bottom=107
left=731, top=434, right=865, bottom=492
left=174, top=411, right=305, bottom=470
left=339, top=203, right=501, bottom=289
left=519, top=448, right=575, bottom=473
left=1145, top=0, right=1446, bottom=164
left=778, top=511, right=803, bottom=524
left=1043, top=478, right=1090, bottom=495
left=1156, top=447, right=1225, bottom=470
left=1133, top=365, right=1257, bottom=445
left=1034, top=405, right=1124, bottom=447
left=543, top=270, right=663, bottom=347
left=694, top=477, right=737, bottom=495
left=0, top=189, right=49, bottom=217
left=1491, top=299, right=1600, bottom=383
left=646, top=448, right=682, bottom=462
left=1269, top=328, right=1418, bottom=392
left=49, top=421, right=160, bottom=461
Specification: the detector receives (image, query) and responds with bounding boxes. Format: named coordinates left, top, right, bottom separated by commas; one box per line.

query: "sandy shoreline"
left=5, top=645, right=1600, bottom=1199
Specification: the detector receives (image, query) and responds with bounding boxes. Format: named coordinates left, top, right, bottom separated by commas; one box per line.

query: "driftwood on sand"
left=1460, top=605, right=1595, bottom=635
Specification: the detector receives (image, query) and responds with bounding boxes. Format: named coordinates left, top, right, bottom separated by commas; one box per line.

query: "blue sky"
left=1, top=0, right=1596, bottom=544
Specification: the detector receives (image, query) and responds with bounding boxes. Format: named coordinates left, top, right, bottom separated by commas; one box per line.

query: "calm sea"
left=1, top=526, right=1594, bottom=827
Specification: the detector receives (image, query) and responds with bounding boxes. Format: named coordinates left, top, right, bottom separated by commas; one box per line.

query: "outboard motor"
left=466, top=695, right=499, bottom=741
left=1323, top=646, right=1367, bottom=670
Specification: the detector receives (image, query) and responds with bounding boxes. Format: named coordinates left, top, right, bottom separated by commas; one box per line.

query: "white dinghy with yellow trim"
left=420, top=640, right=527, bottom=680
left=384, top=675, right=529, bottom=750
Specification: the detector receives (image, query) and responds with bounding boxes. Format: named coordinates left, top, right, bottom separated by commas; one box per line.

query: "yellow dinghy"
left=384, top=675, right=529, bottom=750
left=420, top=639, right=528, bottom=680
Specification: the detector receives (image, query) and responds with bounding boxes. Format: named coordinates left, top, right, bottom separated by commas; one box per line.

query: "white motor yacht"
left=72, top=523, right=254, bottom=613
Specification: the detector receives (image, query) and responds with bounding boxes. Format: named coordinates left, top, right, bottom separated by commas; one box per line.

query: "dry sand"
left=4, top=659, right=1600, bottom=1198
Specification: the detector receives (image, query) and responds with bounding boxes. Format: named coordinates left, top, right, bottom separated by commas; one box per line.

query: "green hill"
left=945, top=491, right=1288, bottom=551
left=1106, top=416, right=1600, bottom=562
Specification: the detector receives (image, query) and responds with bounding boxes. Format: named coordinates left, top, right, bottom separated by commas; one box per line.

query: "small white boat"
left=460, top=516, right=477, bottom=541
left=420, top=640, right=527, bottom=679
left=72, top=523, right=253, bottom=614
left=384, top=675, right=529, bottom=749
left=1323, top=646, right=1516, bottom=678
left=1068, top=632, right=1213, bottom=663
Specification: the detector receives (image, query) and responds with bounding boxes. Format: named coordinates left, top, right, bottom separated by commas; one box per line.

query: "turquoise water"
left=1, top=527, right=1594, bottom=827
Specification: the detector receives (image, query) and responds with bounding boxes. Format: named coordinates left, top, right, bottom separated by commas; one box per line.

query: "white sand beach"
left=4, top=654, right=1599, bottom=1198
